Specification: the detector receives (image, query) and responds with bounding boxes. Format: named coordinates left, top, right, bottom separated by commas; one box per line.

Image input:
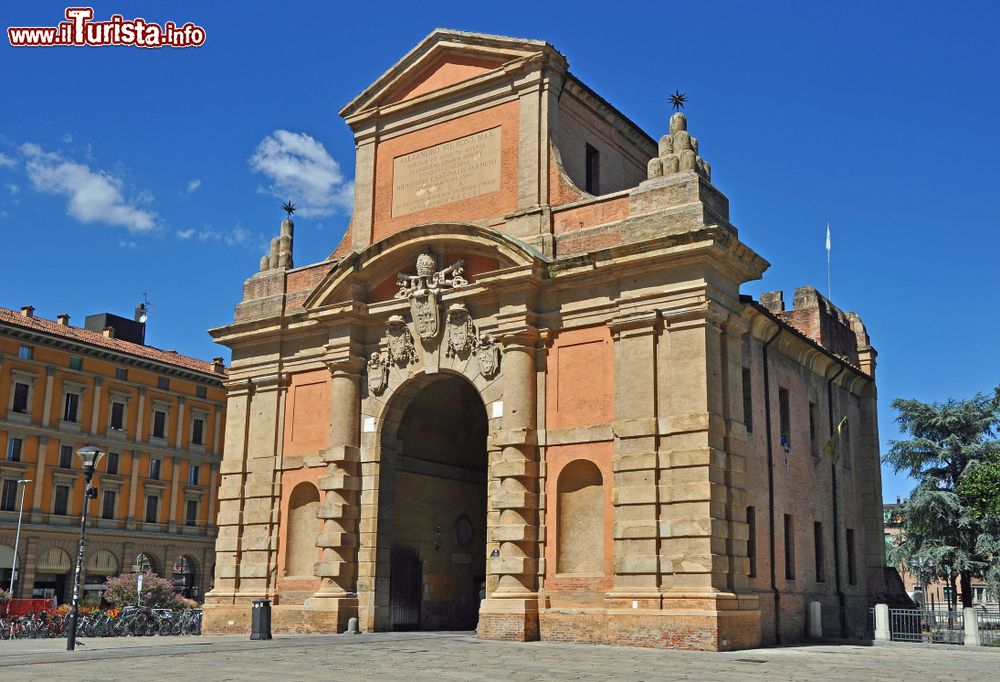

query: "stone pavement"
left=0, top=631, right=996, bottom=681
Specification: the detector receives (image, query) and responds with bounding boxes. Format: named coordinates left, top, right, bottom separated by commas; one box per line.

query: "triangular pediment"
left=340, top=29, right=562, bottom=119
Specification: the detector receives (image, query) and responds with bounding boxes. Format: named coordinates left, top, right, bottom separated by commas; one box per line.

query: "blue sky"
left=2, top=1, right=997, bottom=502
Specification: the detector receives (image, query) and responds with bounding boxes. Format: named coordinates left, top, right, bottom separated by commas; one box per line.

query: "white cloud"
left=62, top=134, right=74, bottom=144
left=20, top=143, right=156, bottom=233
left=177, top=226, right=253, bottom=247
left=0, top=152, right=16, bottom=168
left=118, top=238, right=138, bottom=250
left=186, top=178, right=201, bottom=194
left=5, top=183, right=19, bottom=195
left=249, top=130, right=353, bottom=217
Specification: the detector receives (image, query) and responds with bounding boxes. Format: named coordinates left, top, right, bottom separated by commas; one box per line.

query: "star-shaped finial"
left=669, top=90, right=687, bottom=111
left=281, top=200, right=296, bottom=218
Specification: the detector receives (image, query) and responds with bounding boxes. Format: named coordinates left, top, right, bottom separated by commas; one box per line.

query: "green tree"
left=883, top=393, right=999, bottom=608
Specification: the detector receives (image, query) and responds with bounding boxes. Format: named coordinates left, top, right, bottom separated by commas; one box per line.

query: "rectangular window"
left=54, top=485, right=70, bottom=515
left=585, top=143, right=600, bottom=195
left=59, top=445, right=74, bottom=469
left=1, top=480, right=18, bottom=511
left=814, top=521, right=826, bottom=582
left=191, top=417, right=205, bottom=446
left=152, top=410, right=167, bottom=438
left=145, top=495, right=159, bottom=523
left=784, top=514, right=796, bottom=580
left=778, top=387, right=791, bottom=451
left=106, top=452, right=119, bottom=475
left=846, top=528, right=857, bottom=585
left=157, top=377, right=169, bottom=390
left=185, top=499, right=198, bottom=526
left=69, top=357, right=83, bottom=370
left=747, top=506, right=757, bottom=578
left=101, top=490, right=116, bottom=519
left=63, top=392, right=80, bottom=422
left=115, top=367, right=128, bottom=381
left=149, top=458, right=161, bottom=480
left=6, top=438, right=22, bottom=462
left=12, top=382, right=30, bottom=413
left=110, top=401, right=126, bottom=430
left=18, top=345, right=32, bottom=360
left=195, top=385, right=207, bottom=399
left=188, top=464, right=200, bottom=486
left=742, top=368, right=753, bottom=433
left=809, top=402, right=820, bottom=458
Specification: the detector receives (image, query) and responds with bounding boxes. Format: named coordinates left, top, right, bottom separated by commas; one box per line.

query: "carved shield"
left=477, top=336, right=500, bottom=378
left=386, top=317, right=415, bottom=367
left=367, top=353, right=389, bottom=395
left=410, top=289, right=440, bottom=340
left=446, top=305, right=475, bottom=357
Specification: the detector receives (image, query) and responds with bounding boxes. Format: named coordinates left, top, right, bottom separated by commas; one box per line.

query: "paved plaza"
left=0, top=631, right=997, bottom=681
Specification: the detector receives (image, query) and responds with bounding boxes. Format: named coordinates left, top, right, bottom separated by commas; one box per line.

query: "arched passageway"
left=379, top=374, right=489, bottom=631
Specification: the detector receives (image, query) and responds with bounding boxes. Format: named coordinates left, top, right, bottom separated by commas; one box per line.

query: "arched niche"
left=556, top=459, right=604, bottom=575
left=286, top=482, right=321, bottom=577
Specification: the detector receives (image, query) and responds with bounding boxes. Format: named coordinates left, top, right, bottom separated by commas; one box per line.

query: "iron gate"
left=390, top=545, right=422, bottom=630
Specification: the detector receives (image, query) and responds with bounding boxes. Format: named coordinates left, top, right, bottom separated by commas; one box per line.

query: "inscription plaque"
left=391, top=127, right=501, bottom=217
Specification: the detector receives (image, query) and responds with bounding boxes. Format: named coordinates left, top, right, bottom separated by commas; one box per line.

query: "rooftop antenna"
left=135, top=292, right=154, bottom=344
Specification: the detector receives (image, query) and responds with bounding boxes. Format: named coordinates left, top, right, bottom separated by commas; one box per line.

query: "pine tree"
left=883, top=393, right=999, bottom=607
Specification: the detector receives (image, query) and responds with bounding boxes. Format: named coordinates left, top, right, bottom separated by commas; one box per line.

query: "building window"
left=809, top=402, right=820, bottom=458
left=149, top=458, right=161, bottom=480
left=54, top=485, right=70, bottom=515
left=69, top=357, right=83, bottom=370
left=846, top=528, right=857, bottom=585
left=12, top=382, right=30, bottom=413
left=784, top=514, right=795, bottom=580
left=1, top=480, right=19, bottom=511
left=109, top=401, right=126, bottom=430
left=188, top=464, right=200, bottom=486
left=63, top=392, right=80, bottom=422
left=133, top=553, right=154, bottom=573
left=778, top=387, right=791, bottom=452
left=742, top=367, right=753, bottom=433
left=152, top=410, right=167, bottom=439
left=747, top=506, right=757, bottom=578
left=18, top=345, right=32, bottom=360
left=106, top=452, right=119, bottom=475
left=157, top=377, right=170, bottom=390
left=195, top=385, right=207, bottom=399
left=585, top=143, right=600, bottom=195
left=115, top=367, right=128, bottom=381
left=6, top=438, right=22, bottom=462
left=59, top=445, right=74, bottom=469
left=185, top=499, right=198, bottom=526
left=102, top=490, right=116, bottom=519
left=814, top=521, right=825, bottom=582
left=191, top=417, right=205, bottom=446
left=145, top=495, right=159, bottom=523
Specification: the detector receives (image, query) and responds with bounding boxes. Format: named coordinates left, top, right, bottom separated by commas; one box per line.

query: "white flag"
left=826, top=223, right=831, bottom=252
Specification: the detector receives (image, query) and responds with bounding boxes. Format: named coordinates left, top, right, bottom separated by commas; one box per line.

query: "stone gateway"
left=203, top=30, right=890, bottom=650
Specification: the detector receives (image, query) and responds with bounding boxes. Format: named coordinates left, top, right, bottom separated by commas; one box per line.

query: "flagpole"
left=826, top=223, right=831, bottom=300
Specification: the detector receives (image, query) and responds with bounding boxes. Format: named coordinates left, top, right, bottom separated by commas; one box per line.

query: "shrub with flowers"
left=0, top=587, right=11, bottom=602
left=102, top=571, right=190, bottom=610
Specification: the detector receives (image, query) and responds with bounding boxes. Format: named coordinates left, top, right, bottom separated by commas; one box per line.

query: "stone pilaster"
left=479, top=331, right=541, bottom=642
left=607, top=311, right=661, bottom=606
left=303, top=357, right=363, bottom=632
left=855, top=383, right=886, bottom=593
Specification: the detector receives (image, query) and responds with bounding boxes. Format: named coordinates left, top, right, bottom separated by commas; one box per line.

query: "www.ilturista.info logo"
left=8, top=7, right=206, bottom=48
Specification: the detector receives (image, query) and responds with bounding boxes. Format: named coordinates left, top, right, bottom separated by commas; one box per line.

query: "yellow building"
left=0, top=305, right=226, bottom=603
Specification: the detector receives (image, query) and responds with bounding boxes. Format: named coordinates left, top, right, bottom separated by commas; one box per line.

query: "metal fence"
left=979, top=608, right=1000, bottom=647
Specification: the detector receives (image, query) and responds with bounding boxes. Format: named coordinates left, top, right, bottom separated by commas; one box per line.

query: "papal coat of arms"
left=395, top=250, right=468, bottom=342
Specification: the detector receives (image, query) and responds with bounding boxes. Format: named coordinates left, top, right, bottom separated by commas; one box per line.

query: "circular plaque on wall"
left=454, top=514, right=474, bottom=549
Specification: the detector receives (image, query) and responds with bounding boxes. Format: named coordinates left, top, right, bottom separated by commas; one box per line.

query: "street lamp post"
left=7, top=479, right=31, bottom=597
left=66, top=446, right=104, bottom=652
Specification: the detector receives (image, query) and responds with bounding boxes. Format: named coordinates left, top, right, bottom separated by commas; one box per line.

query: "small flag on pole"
left=826, top=223, right=832, bottom=299
left=822, top=416, right=848, bottom=464
left=826, top=224, right=831, bottom=252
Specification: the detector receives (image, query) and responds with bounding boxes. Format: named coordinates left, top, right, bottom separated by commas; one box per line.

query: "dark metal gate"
left=390, top=545, right=422, bottom=630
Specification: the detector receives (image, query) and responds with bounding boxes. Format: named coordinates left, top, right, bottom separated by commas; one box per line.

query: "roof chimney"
left=211, top=357, right=226, bottom=374
left=103, top=326, right=116, bottom=338
left=56, top=313, right=71, bottom=326
left=20, top=305, right=35, bottom=318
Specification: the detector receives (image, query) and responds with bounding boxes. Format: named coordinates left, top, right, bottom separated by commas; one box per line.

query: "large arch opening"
left=377, top=373, right=489, bottom=631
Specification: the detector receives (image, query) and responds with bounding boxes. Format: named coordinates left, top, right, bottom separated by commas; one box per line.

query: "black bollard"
left=250, top=598, right=272, bottom=640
